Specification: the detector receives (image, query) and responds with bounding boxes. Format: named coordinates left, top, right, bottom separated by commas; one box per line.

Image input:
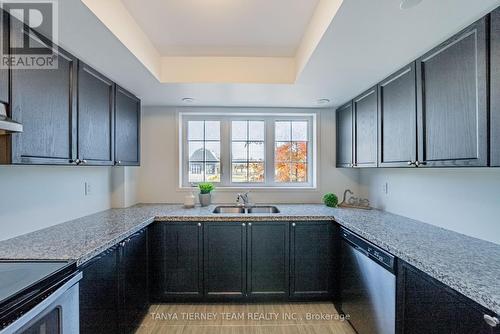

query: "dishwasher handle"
left=341, top=228, right=395, bottom=273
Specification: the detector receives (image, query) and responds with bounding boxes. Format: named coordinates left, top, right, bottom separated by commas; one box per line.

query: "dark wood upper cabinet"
left=247, top=222, right=289, bottom=300
left=9, top=19, right=77, bottom=165
left=204, top=222, right=247, bottom=300
left=336, top=101, right=354, bottom=167
left=289, top=221, right=335, bottom=300
left=115, top=85, right=140, bottom=166
left=397, top=261, right=498, bottom=334
left=491, top=8, right=500, bottom=167
left=416, top=17, right=488, bottom=167
left=0, top=10, right=8, bottom=104
left=378, top=63, right=417, bottom=167
left=354, top=86, right=378, bottom=167
left=149, top=222, right=203, bottom=302
left=77, top=62, right=114, bottom=166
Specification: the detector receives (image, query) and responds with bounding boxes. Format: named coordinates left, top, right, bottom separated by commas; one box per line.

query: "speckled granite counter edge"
left=75, top=217, right=155, bottom=266
left=332, top=216, right=500, bottom=315
left=153, top=215, right=334, bottom=222
left=75, top=215, right=332, bottom=266
left=1, top=206, right=498, bottom=315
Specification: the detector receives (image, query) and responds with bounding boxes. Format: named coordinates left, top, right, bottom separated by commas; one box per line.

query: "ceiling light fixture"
left=400, top=0, right=423, bottom=10
left=317, top=98, right=331, bottom=105
left=182, top=97, right=195, bottom=103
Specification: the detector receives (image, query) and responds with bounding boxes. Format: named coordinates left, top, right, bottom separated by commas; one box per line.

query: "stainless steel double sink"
left=213, top=205, right=280, bottom=214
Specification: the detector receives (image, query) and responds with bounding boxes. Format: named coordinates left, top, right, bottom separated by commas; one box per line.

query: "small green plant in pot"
left=198, top=182, right=215, bottom=207
left=323, top=193, right=338, bottom=208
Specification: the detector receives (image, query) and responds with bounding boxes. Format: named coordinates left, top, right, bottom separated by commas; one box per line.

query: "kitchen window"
left=180, top=113, right=316, bottom=188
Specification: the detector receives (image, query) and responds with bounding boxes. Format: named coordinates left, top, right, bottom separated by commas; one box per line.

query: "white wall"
left=111, top=167, right=140, bottom=208
left=359, top=168, right=500, bottom=245
left=137, top=106, right=360, bottom=204
left=0, top=166, right=114, bottom=241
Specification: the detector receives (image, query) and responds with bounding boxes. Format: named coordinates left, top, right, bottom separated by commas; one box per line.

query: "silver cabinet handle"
left=116, top=161, right=122, bottom=165
left=242, top=223, right=246, bottom=226
left=484, top=315, right=499, bottom=327
left=72, top=159, right=81, bottom=165
left=292, top=223, right=296, bottom=227
left=197, top=223, right=202, bottom=227
left=248, top=223, right=252, bottom=226
left=119, top=241, right=126, bottom=247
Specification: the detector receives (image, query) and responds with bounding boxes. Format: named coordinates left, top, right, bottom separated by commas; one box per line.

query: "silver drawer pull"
left=484, top=315, right=499, bottom=327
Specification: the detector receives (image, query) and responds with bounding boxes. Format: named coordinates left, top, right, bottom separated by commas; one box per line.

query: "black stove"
left=0, top=260, right=77, bottom=330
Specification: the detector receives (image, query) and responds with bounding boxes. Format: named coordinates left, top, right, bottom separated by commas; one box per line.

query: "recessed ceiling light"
left=182, top=97, right=195, bottom=103
left=317, top=98, right=331, bottom=105
left=400, top=0, right=423, bottom=10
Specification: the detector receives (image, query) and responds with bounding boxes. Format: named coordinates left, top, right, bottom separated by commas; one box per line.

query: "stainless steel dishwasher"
left=340, top=228, right=396, bottom=334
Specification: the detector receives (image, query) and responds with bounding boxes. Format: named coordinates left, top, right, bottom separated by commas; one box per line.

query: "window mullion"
left=265, top=118, right=275, bottom=186
left=221, top=120, right=231, bottom=186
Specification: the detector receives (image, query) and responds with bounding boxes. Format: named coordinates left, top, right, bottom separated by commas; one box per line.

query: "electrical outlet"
left=85, top=182, right=92, bottom=196
left=383, top=182, right=389, bottom=195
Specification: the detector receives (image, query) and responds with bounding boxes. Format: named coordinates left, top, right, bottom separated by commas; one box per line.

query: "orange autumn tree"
left=275, top=142, right=307, bottom=182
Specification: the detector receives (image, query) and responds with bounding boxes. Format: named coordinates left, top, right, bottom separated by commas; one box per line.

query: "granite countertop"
left=0, top=203, right=498, bottom=315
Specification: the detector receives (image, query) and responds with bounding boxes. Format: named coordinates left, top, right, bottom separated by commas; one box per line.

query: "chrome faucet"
left=236, top=192, right=251, bottom=207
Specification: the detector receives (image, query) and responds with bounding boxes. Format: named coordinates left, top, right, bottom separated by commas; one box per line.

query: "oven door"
left=0, top=272, right=82, bottom=334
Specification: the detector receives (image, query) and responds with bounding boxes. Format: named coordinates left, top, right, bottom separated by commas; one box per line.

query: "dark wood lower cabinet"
left=397, top=261, right=498, bottom=334
left=79, top=246, right=119, bottom=334
left=119, top=229, right=149, bottom=334
left=149, top=222, right=203, bottom=302
left=289, top=221, right=335, bottom=300
left=204, top=222, right=247, bottom=300
left=247, top=221, right=289, bottom=300
left=80, top=228, right=148, bottom=334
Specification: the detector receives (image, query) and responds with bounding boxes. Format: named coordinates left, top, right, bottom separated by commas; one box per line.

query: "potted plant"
left=323, top=193, right=339, bottom=208
left=198, top=182, right=215, bottom=207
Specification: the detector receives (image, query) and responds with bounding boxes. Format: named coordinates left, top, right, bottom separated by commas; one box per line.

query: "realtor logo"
left=0, top=0, right=59, bottom=69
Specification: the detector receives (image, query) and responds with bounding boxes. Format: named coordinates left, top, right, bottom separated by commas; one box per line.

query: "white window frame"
left=179, top=112, right=317, bottom=189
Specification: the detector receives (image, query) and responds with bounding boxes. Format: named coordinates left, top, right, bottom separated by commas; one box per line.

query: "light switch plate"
left=85, top=182, right=92, bottom=196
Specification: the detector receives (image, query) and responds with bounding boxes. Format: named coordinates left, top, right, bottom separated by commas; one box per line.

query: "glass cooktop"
left=0, top=261, right=73, bottom=306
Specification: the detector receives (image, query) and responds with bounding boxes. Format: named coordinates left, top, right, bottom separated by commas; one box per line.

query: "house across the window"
left=180, top=113, right=316, bottom=188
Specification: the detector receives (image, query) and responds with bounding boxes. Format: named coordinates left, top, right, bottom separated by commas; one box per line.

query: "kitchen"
left=0, top=0, right=499, bottom=333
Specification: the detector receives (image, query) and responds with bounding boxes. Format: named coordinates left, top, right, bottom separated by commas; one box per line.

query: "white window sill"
left=177, top=186, right=318, bottom=192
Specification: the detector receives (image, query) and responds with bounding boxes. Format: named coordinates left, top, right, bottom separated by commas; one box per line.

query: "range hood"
left=0, top=103, right=22, bottom=134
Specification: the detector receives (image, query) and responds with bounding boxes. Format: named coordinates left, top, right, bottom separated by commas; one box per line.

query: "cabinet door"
left=336, top=102, right=354, bottom=167
left=77, top=62, right=114, bottom=165
left=119, top=229, right=149, bottom=334
left=149, top=222, right=203, bottom=302
left=204, top=222, right=246, bottom=300
left=290, top=221, right=334, bottom=300
left=115, top=85, right=140, bottom=166
left=491, top=8, right=500, bottom=167
left=247, top=221, right=289, bottom=299
left=416, top=18, right=487, bottom=167
left=10, top=19, right=77, bottom=165
left=0, top=10, right=8, bottom=104
left=397, top=261, right=497, bottom=334
left=80, top=247, right=120, bottom=334
left=378, top=64, right=417, bottom=167
left=354, top=87, right=378, bottom=167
